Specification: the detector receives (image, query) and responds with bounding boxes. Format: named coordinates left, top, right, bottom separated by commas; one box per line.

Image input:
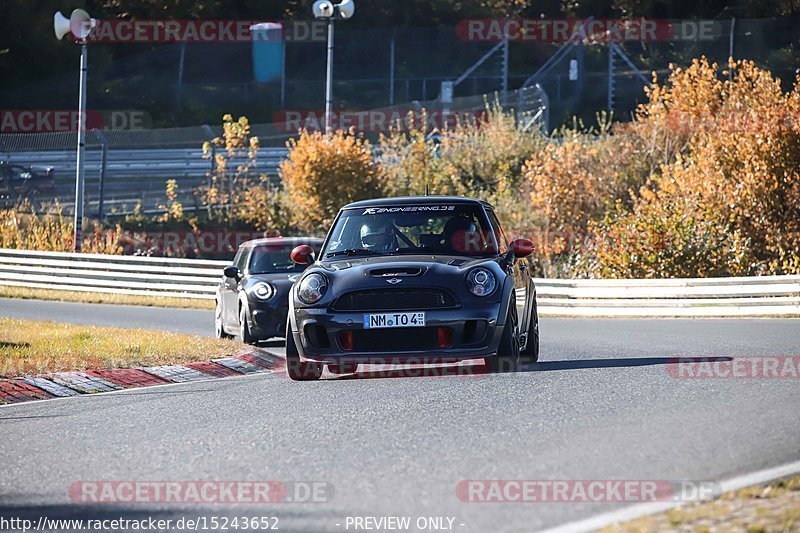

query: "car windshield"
left=323, top=203, right=500, bottom=258
left=248, top=245, right=309, bottom=274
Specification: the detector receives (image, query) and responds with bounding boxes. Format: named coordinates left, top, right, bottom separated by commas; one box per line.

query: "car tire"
left=520, top=299, right=539, bottom=364
left=239, top=306, right=257, bottom=345
left=285, top=321, right=322, bottom=381
left=328, top=364, right=359, bottom=374
left=488, top=304, right=520, bottom=373
left=215, top=300, right=233, bottom=339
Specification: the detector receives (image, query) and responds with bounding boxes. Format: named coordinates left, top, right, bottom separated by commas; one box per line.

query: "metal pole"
left=176, top=42, right=186, bottom=108
left=94, top=130, right=108, bottom=220
left=202, top=124, right=216, bottom=181
left=575, top=39, right=584, bottom=102
left=73, top=42, right=88, bottom=253
left=607, top=46, right=613, bottom=112
left=729, top=17, right=736, bottom=81
left=502, top=37, right=509, bottom=102
left=98, top=143, right=107, bottom=219
left=324, top=18, right=334, bottom=134
left=389, top=29, right=396, bottom=106
left=280, top=38, right=286, bottom=108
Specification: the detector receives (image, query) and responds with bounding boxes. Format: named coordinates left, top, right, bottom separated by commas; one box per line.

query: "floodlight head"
left=69, top=9, right=96, bottom=40
left=337, top=0, right=355, bottom=19
left=312, top=0, right=335, bottom=18
left=54, top=11, right=71, bottom=40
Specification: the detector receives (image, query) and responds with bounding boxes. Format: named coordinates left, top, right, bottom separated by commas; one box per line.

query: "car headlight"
left=466, top=267, right=496, bottom=297
left=252, top=282, right=275, bottom=300
left=297, top=273, right=328, bottom=304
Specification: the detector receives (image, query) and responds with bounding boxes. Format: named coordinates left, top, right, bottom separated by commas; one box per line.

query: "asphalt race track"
left=1, top=298, right=799, bottom=531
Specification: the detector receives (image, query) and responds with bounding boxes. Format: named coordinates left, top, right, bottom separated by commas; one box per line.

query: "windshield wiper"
left=325, top=248, right=383, bottom=258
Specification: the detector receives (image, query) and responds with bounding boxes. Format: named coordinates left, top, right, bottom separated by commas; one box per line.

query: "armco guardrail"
left=2, top=147, right=290, bottom=215
left=0, top=248, right=226, bottom=300
left=7, top=148, right=289, bottom=183
left=532, top=276, right=800, bottom=317
left=0, top=249, right=799, bottom=316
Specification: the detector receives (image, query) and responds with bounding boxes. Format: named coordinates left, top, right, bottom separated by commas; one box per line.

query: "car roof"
left=240, top=236, right=324, bottom=248
left=343, top=196, right=494, bottom=209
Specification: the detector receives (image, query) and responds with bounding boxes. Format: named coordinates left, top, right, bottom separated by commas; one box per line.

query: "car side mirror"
left=223, top=265, right=241, bottom=281
left=290, top=245, right=315, bottom=265
left=511, top=238, right=534, bottom=258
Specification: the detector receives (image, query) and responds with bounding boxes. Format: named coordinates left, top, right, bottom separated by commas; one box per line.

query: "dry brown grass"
left=602, top=475, right=800, bottom=533
left=0, top=317, right=238, bottom=378
left=0, top=285, right=214, bottom=310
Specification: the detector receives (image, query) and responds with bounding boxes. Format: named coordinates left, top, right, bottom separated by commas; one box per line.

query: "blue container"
left=251, top=22, right=284, bottom=83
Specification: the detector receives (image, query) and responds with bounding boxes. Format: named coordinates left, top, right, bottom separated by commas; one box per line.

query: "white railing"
left=0, top=248, right=225, bottom=300
left=532, top=276, right=800, bottom=317
left=0, top=249, right=798, bottom=316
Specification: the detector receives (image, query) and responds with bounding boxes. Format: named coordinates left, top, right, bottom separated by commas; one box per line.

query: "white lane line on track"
left=538, top=459, right=800, bottom=533
left=0, top=367, right=282, bottom=410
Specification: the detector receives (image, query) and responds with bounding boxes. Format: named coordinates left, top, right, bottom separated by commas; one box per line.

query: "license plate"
left=363, top=311, right=426, bottom=329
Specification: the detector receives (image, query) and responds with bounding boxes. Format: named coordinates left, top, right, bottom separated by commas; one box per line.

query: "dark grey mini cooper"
left=284, top=196, right=539, bottom=381
left=215, top=237, right=322, bottom=343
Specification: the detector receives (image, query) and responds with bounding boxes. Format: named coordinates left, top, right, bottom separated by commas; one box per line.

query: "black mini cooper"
left=216, top=237, right=323, bottom=343
left=285, top=196, right=539, bottom=380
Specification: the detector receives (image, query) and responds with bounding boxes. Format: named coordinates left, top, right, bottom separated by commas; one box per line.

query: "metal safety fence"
left=0, top=248, right=224, bottom=300
left=0, top=123, right=290, bottom=215
left=1, top=249, right=798, bottom=317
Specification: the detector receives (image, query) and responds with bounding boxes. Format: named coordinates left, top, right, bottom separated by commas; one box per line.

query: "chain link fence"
left=1, top=16, right=797, bottom=217
left=3, top=17, right=797, bottom=130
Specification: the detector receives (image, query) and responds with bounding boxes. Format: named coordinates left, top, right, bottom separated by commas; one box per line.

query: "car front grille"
left=332, top=289, right=459, bottom=311
left=352, top=327, right=440, bottom=352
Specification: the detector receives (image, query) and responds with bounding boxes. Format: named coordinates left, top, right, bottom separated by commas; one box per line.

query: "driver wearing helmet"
left=442, top=215, right=479, bottom=253
left=360, top=223, right=397, bottom=253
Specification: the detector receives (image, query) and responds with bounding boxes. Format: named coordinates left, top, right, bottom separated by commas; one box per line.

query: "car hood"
left=249, top=272, right=303, bottom=284
left=244, top=273, right=302, bottom=296
left=301, top=254, right=505, bottom=305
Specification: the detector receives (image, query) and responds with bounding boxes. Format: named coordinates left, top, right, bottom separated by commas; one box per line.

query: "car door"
left=487, top=209, right=531, bottom=335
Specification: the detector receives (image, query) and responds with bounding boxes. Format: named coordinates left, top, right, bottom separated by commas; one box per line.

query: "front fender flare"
left=495, top=275, right=515, bottom=327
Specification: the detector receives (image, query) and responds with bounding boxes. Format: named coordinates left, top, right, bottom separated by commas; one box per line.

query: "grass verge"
left=603, top=475, right=800, bottom=533
left=0, top=317, right=238, bottom=378
left=0, top=285, right=214, bottom=310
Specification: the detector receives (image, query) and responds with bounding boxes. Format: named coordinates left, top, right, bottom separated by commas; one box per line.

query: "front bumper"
left=291, top=303, right=506, bottom=364
left=248, top=302, right=289, bottom=339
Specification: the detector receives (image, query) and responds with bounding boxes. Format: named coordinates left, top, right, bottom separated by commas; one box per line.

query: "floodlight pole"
left=73, top=40, right=88, bottom=252
left=324, top=18, right=335, bottom=134
left=314, top=0, right=354, bottom=133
